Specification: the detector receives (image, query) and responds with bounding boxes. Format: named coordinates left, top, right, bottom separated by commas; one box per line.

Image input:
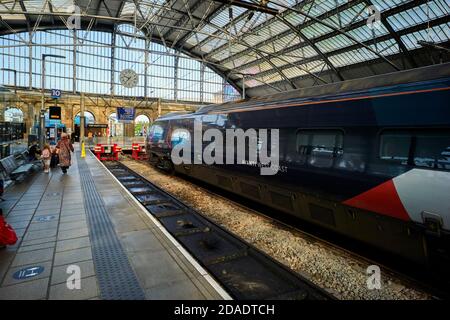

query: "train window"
left=296, top=130, right=344, bottom=168
left=380, top=130, right=450, bottom=170
left=380, top=133, right=410, bottom=161
left=297, top=130, right=344, bottom=155
left=171, top=129, right=191, bottom=147
left=414, top=132, right=450, bottom=169
left=149, top=124, right=164, bottom=143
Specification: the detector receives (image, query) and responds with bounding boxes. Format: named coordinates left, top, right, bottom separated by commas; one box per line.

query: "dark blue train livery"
left=146, top=63, right=450, bottom=267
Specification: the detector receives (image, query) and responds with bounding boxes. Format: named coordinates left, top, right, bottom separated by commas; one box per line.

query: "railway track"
left=118, top=157, right=449, bottom=300
left=197, top=182, right=447, bottom=300
left=103, top=160, right=334, bottom=300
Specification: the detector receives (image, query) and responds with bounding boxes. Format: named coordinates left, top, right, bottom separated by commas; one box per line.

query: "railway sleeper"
left=203, top=250, right=249, bottom=266
left=106, top=160, right=333, bottom=300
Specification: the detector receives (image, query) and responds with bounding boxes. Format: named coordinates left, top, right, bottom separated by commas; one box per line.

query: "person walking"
left=41, top=144, right=52, bottom=173
left=56, top=133, right=74, bottom=174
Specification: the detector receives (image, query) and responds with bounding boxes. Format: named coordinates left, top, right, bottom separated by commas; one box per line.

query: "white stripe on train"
left=393, top=169, right=450, bottom=231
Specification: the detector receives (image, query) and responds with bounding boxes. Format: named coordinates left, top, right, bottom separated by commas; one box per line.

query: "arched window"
left=74, top=111, right=95, bottom=125
left=134, top=115, right=151, bottom=137
left=108, top=112, right=123, bottom=137
left=135, top=114, right=151, bottom=123
left=109, top=112, right=118, bottom=122
left=4, top=107, right=24, bottom=123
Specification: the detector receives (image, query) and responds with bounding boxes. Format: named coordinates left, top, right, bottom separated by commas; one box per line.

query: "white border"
left=89, top=152, right=233, bottom=300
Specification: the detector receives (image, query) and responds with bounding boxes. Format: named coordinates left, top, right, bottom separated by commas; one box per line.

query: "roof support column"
left=200, top=63, right=205, bottom=103
left=174, top=54, right=179, bottom=102
left=110, top=27, right=116, bottom=96
left=80, top=92, right=85, bottom=143
left=73, top=30, right=77, bottom=93
left=144, top=38, right=149, bottom=100
left=28, top=41, right=32, bottom=90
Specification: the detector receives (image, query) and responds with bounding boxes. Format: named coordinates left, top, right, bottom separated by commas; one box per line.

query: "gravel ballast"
left=121, top=159, right=431, bottom=300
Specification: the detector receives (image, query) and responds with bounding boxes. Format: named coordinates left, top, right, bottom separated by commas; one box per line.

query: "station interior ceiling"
left=0, top=0, right=449, bottom=100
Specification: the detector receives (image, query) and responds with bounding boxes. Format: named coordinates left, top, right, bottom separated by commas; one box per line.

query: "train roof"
left=158, top=63, right=450, bottom=121
left=157, top=111, right=195, bottom=119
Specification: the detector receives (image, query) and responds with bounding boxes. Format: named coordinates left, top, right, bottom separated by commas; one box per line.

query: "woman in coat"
left=56, top=133, right=74, bottom=174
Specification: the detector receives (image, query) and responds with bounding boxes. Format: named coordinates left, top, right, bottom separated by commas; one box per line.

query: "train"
left=146, top=63, right=450, bottom=268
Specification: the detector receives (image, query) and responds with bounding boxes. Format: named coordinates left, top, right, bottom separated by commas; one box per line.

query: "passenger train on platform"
left=146, top=63, right=450, bottom=268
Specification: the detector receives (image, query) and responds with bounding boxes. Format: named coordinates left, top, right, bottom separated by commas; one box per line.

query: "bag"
left=0, top=215, right=18, bottom=246
left=50, top=153, right=59, bottom=168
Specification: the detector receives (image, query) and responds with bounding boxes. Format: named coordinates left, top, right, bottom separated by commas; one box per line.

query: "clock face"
left=120, top=69, right=139, bottom=88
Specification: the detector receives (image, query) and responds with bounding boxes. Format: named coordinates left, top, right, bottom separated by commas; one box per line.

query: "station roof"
left=0, top=85, right=19, bottom=104
left=0, top=0, right=449, bottom=97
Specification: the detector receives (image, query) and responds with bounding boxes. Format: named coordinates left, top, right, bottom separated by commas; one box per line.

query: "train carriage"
left=146, top=63, right=450, bottom=267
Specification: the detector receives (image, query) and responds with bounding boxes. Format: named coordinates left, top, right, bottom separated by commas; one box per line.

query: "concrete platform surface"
left=0, top=144, right=226, bottom=300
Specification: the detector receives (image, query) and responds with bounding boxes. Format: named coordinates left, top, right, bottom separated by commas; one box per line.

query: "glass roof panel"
left=120, top=0, right=167, bottom=19
left=401, top=23, right=450, bottom=49
left=323, top=3, right=367, bottom=29
left=282, top=60, right=329, bottom=79
left=388, top=0, right=450, bottom=32
left=50, top=0, right=75, bottom=13
left=316, top=34, right=355, bottom=54
left=0, top=0, right=448, bottom=93
left=329, top=48, right=376, bottom=68
left=200, top=37, right=229, bottom=53
left=209, top=43, right=247, bottom=61
left=120, top=2, right=137, bottom=17
left=0, top=0, right=26, bottom=20
left=24, top=0, right=50, bottom=12
left=186, top=24, right=220, bottom=46
left=371, top=0, right=411, bottom=12
left=210, top=6, right=247, bottom=29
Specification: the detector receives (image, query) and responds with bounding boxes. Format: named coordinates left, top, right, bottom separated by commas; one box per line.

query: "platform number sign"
left=51, top=89, right=61, bottom=99
left=13, top=266, right=44, bottom=280
left=35, top=214, right=57, bottom=222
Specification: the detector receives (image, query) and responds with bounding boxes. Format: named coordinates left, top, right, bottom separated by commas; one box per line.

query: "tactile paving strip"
left=77, top=156, right=146, bottom=300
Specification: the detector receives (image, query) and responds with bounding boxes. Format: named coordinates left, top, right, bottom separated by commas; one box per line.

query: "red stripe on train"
left=343, top=180, right=410, bottom=221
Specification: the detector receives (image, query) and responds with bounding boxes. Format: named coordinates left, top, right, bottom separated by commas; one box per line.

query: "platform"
left=0, top=144, right=226, bottom=300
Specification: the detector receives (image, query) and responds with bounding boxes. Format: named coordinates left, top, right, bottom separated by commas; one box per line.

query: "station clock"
left=120, top=69, right=139, bottom=88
